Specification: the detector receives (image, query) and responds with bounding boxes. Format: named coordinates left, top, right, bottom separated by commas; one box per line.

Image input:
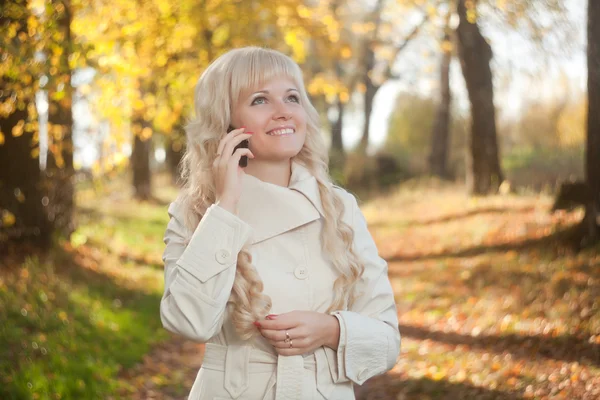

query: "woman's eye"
left=287, top=95, right=300, bottom=103
left=251, top=97, right=267, bottom=105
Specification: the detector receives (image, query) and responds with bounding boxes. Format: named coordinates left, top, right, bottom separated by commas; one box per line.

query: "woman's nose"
left=272, top=103, right=292, bottom=121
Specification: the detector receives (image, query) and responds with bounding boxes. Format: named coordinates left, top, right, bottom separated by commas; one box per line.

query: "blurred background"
left=1, top=0, right=599, bottom=399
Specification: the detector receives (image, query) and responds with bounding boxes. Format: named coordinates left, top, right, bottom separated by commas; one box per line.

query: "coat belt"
left=202, top=343, right=315, bottom=399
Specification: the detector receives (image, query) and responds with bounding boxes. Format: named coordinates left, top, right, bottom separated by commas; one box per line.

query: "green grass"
left=0, top=174, right=177, bottom=400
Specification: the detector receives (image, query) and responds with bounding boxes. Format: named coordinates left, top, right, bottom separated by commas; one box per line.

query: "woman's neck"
left=245, top=159, right=292, bottom=187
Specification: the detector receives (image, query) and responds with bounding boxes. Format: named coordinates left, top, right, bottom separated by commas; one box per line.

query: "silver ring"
left=289, top=339, right=293, bottom=348
left=284, top=331, right=290, bottom=343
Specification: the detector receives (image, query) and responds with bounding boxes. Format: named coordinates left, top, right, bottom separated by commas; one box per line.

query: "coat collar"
left=237, top=161, right=324, bottom=244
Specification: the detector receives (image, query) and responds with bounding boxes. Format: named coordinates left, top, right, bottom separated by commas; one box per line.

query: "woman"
left=160, top=47, right=400, bottom=400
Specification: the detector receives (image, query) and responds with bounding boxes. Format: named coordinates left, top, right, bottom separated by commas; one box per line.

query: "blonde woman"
left=160, top=47, right=400, bottom=400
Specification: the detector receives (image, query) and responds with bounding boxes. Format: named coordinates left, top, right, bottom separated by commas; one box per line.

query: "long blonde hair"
left=178, top=47, right=364, bottom=340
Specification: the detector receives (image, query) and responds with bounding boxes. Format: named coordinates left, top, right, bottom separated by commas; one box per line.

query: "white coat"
left=160, top=162, right=400, bottom=400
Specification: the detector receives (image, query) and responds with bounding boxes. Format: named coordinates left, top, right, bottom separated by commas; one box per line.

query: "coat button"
left=293, top=266, right=308, bottom=280
left=215, top=249, right=230, bottom=264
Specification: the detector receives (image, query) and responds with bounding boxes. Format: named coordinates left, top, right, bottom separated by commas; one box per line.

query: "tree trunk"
left=131, top=118, right=153, bottom=200
left=429, top=29, right=453, bottom=179
left=456, top=0, right=503, bottom=194
left=585, top=0, right=600, bottom=243
left=0, top=0, right=51, bottom=248
left=45, top=0, right=75, bottom=238
left=329, top=95, right=346, bottom=170
left=358, top=44, right=378, bottom=154
left=166, top=134, right=184, bottom=185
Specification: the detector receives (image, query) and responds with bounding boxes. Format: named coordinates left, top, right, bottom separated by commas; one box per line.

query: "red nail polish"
left=245, top=132, right=254, bottom=134
left=266, top=314, right=278, bottom=320
left=253, top=322, right=261, bottom=328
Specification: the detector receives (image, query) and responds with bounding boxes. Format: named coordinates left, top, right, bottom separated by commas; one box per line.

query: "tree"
left=44, top=0, right=76, bottom=235
left=76, top=0, right=332, bottom=199
left=357, top=0, right=429, bottom=154
left=429, top=11, right=453, bottom=178
left=456, top=0, right=503, bottom=194
left=0, top=0, right=51, bottom=247
left=585, top=0, right=600, bottom=244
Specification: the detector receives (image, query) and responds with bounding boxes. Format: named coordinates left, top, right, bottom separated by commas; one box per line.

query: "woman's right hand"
left=213, top=127, right=254, bottom=214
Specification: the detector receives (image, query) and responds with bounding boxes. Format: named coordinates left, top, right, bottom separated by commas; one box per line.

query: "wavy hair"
left=178, top=47, right=364, bottom=340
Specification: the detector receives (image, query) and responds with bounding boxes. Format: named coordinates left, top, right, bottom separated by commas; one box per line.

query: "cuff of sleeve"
left=329, top=312, right=348, bottom=382
left=176, top=204, right=252, bottom=283
left=331, top=311, right=388, bottom=385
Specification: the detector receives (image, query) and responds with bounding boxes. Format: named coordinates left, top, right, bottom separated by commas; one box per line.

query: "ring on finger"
left=289, top=338, right=293, bottom=348
left=284, top=331, right=290, bottom=343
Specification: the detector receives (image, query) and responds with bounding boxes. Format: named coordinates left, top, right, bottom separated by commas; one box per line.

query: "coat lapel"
left=237, top=162, right=324, bottom=244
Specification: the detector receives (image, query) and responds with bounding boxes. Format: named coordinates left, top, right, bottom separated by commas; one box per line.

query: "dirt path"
left=115, top=335, right=204, bottom=400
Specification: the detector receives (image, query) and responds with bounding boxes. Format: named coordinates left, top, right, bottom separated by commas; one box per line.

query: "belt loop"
left=224, top=344, right=250, bottom=398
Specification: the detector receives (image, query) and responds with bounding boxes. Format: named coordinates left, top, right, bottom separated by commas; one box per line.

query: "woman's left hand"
left=256, top=311, right=340, bottom=356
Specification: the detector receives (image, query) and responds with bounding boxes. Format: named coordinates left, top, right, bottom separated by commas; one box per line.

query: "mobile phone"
left=227, top=125, right=249, bottom=168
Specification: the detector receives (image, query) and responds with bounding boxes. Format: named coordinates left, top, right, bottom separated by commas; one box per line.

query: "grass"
left=0, top=174, right=178, bottom=400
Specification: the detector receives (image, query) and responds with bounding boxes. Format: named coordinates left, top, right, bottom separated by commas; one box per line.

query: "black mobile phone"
left=227, top=125, right=249, bottom=168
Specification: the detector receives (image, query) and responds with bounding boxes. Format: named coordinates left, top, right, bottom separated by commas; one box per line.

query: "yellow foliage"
left=15, top=189, right=26, bottom=203
left=69, top=52, right=81, bottom=70
left=112, top=152, right=128, bottom=167
left=12, top=120, right=25, bottom=138
left=285, top=30, right=306, bottom=63
left=2, top=210, right=16, bottom=227
left=27, top=14, right=39, bottom=33
left=557, top=98, right=586, bottom=147
left=212, top=25, right=230, bottom=47
left=156, top=0, right=172, bottom=16
left=339, top=91, right=350, bottom=104
left=0, top=131, right=4, bottom=145
left=467, top=10, right=478, bottom=24
left=52, top=46, right=64, bottom=57
left=155, top=52, right=168, bottom=67
left=340, top=46, right=352, bottom=59
left=140, top=127, right=153, bottom=141
left=441, top=39, right=453, bottom=53
left=7, top=23, right=18, bottom=40
left=297, top=5, right=311, bottom=18
left=277, top=5, right=292, bottom=17
left=51, top=124, right=65, bottom=141
left=133, top=99, right=146, bottom=112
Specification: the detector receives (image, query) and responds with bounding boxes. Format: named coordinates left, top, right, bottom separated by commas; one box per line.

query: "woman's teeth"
left=266, top=128, right=294, bottom=136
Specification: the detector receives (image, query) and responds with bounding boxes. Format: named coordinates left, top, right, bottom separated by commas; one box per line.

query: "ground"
left=1, top=176, right=598, bottom=399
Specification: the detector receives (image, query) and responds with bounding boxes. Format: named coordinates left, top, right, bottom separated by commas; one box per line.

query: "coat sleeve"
left=328, top=192, right=401, bottom=385
left=160, top=201, right=252, bottom=342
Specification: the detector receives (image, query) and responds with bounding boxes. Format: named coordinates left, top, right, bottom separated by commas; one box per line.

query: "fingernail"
left=266, top=314, right=278, bottom=320
left=245, top=131, right=253, bottom=134
left=253, top=321, right=261, bottom=328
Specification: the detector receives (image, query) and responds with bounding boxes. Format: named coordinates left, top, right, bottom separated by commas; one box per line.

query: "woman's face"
left=231, top=76, right=307, bottom=163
